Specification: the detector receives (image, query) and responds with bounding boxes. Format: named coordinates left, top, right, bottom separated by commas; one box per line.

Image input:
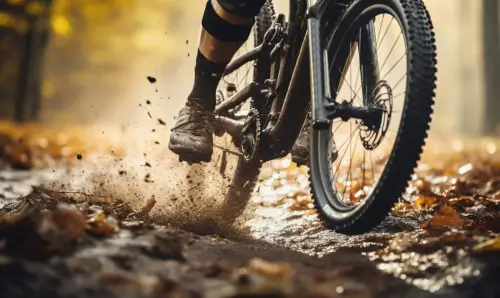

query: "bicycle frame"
left=214, top=0, right=380, bottom=162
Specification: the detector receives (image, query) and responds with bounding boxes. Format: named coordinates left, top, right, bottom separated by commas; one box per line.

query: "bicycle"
left=208, top=0, right=437, bottom=234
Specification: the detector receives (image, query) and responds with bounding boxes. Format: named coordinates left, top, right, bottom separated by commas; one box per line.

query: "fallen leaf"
left=86, top=210, right=118, bottom=236
left=233, top=258, right=294, bottom=295
left=135, top=196, right=156, bottom=218
left=472, top=236, right=500, bottom=253
left=414, top=195, right=438, bottom=210
left=246, top=258, right=293, bottom=279
left=422, top=206, right=464, bottom=235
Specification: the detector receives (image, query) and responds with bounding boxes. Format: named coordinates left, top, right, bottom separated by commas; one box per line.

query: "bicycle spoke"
left=353, top=39, right=362, bottom=105
left=332, top=127, right=358, bottom=184
left=362, top=148, right=366, bottom=189
left=376, top=18, right=394, bottom=52
left=376, top=14, right=385, bottom=49
left=381, top=52, right=407, bottom=80
left=378, top=32, right=402, bottom=76
left=393, top=91, right=406, bottom=99
left=338, top=67, right=363, bottom=103
left=334, top=125, right=360, bottom=163
left=333, top=121, right=345, bottom=135
left=369, top=150, right=375, bottom=184
left=393, top=73, right=408, bottom=91
left=342, top=120, right=354, bottom=199
left=350, top=41, right=353, bottom=102
left=237, top=63, right=252, bottom=88
left=342, top=123, right=359, bottom=201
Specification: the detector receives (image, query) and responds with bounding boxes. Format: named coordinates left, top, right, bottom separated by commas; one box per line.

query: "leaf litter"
left=2, top=124, right=500, bottom=296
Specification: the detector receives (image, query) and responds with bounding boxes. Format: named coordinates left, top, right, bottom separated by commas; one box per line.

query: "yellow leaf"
left=473, top=236, right=500, bottom=253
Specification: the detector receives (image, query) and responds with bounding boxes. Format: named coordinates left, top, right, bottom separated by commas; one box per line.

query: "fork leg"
left=359, top=21, right=380, bottom=106
left=307, top=0, right=331, bottom=129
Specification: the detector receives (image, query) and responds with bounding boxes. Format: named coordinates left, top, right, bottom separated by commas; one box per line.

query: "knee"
left=216, top=0, right=266, bottom=18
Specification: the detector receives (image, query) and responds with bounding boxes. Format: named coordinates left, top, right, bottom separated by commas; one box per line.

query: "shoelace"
left=171, top=108, right=213, bottom=137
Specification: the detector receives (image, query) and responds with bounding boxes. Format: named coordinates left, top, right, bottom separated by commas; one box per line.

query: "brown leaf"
left=448, top=196, right=476, bottom=208
left=135, top=196, right=156, bottom=218
left=490, top=190, right=500, bottom=201
left=86, top=210, right=118, bottom=236
left=87, top=221, right=117, bottom=236
left=414, top=195, right=438, bottom=210
left=234, top=258, right=294, bottom=295
left=246, top=258, right=293, bottom=279
left=4, top=140, right=33, bottom=170
left=38, top=204, right=87, bottom=243
left=0, top=203, right=86, bottom=259
left=422, top=206, right=464, bottom=235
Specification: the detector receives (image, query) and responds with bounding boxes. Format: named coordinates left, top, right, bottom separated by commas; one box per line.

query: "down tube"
left=263, top=34, right=311, bottom=158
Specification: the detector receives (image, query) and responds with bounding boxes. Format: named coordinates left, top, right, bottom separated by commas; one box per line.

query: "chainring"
left=240, top=108, right=261, bottom=161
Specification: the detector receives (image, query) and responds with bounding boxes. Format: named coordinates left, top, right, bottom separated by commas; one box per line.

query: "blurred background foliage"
left=1, top=0, right=200, bottom=124
left=0, top=0, right=499, bottom=136
left=43, top=0, right=198, bottom=123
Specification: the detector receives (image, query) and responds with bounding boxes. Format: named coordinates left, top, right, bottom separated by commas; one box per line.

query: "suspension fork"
left=359, top=21, right=379, bottom=105
left=306, top=0, right=331, bottom=129
left=307, top=1, right=380, bottom=125
left=333, top=22, right=380, bottom=106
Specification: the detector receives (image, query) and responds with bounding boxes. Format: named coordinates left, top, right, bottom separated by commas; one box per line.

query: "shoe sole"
left=168, top=143, right=212, bottom=164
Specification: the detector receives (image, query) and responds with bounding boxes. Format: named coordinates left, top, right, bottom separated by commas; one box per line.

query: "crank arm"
left=214, top=116, right=245, bottom=140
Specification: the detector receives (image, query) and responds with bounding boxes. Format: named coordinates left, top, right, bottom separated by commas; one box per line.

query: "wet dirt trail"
left=1, top=123, right=500, bottom=297
left=0, top=171, right=430, bottom=298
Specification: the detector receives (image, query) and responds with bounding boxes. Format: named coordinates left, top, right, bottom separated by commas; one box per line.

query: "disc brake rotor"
left=360, top=80, right=393, bottom=150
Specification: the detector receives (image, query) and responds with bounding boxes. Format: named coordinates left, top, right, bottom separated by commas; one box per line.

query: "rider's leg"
left=169, top=0, right=266, bottom=161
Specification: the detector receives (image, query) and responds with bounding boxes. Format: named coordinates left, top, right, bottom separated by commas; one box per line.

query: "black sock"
left=187, top=51, right=227, bottom=111
left=187, top=1, right=255, bottom=111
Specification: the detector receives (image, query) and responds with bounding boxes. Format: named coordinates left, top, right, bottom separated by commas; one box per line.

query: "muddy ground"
left=1, top=126, right=500, bottom=298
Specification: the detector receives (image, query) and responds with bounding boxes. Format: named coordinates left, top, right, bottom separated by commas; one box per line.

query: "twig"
left=33, top=186, right=104, bottom=199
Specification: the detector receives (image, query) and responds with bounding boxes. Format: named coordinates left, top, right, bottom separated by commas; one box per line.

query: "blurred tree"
left=482, top=0, right=500, bottom=135
left=0, top=0, right=52, bottom=122
left=0, top=0, right=197, bottom=123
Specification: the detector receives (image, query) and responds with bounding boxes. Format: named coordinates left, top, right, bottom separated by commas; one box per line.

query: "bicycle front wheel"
left=309, top=0, right=437, bottom=234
